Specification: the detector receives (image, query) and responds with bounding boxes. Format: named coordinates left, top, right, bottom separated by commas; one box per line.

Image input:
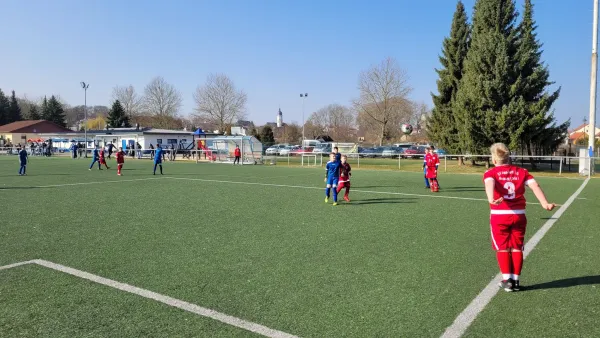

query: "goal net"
left=195, top=136, right=263, bottom=165
left=301, top=153, right=319, bottom=167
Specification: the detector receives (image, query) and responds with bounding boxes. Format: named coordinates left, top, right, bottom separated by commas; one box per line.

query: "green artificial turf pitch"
left=0, top=156, right=597, bottom=337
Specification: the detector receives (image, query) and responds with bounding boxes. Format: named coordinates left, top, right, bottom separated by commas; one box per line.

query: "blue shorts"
left=154, top=160, right=162, bottom=164
left=326, top=176, right=339, bottom=187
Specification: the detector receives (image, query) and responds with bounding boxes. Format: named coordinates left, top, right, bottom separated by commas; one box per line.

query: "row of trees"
left=0, top=89, right=67, bottom=127
left=427, top=0, right=568, bottom=164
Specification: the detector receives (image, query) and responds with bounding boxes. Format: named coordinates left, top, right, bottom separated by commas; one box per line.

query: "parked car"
left=265, top=144, right=289, bottom=155
left=290, top=147, right=314, bottom=156
left=312, top=143, right=332, bottom=156
left=403, top=146, right=427, bottom=158
left=434, top=148, right=447, bottom=156
left=382, top=146, right=402, bottom=158
left=279, top=145, right=300, bottom=156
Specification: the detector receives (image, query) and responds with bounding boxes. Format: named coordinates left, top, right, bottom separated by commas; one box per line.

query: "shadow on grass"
left=438, top=186, right=483, bottom=192
left=523, top=275, right=600, bottom=291
left=351, top=197, right=417, bottom=205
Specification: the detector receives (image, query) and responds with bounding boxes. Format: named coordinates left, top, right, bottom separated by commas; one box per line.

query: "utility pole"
left=300, top=93, right=307, bottom=146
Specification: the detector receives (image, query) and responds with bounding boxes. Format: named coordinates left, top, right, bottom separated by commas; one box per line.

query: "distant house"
left=569, top=123, right=600, bottom=144
left=0, top=120, right=73, bottom=145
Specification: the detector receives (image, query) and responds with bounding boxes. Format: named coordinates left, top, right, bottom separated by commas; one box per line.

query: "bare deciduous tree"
left=193, top=74, right=247, bottom=133
left=112, top=85, right=143, bottom=117
left=143, top=77, right=183, bottom=117
left=353, top=57, right=413, bottom=145
left=307, top=104, right=356, bottom=142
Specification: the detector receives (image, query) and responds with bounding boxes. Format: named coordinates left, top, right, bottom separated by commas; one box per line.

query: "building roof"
left=570, top=131, right=600, bottom=140
left=0, top=120, right=72, bottom=133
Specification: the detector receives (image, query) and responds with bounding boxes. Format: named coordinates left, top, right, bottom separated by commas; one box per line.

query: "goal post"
left=195, top=135, right=263, bottom=165
left=301, top=153, right=318, bottom=167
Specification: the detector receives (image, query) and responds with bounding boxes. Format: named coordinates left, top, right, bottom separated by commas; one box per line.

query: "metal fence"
left=2, top=147, right=597, bottom=175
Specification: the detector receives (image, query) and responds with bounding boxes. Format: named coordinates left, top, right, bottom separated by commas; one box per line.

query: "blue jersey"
left=335, top=152, right=341, bottom=162
left=19, top=149, right=28, bottom=163
left=154, top=147, right=163, bottom=162
left=326, top=160, right=341, bottom=178
left=92, top=149, right=99, bottom=159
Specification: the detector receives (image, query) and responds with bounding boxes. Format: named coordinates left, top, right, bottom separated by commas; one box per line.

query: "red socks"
left=496, top=251, right=512, bottom=280
left=344, top=186, right=350, bottom=197
left=511, top=251, right=523, bottom=280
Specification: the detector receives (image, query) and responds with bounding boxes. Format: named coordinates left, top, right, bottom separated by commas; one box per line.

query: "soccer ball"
left=401, top=123, right=413, bottom=135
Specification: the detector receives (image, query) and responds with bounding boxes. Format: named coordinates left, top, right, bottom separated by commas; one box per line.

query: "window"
left=157, top=139, right=163, bottom=144
left=167, top=139, right=177, bottom=144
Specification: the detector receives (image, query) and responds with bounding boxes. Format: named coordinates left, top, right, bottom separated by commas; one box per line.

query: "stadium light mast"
left=588, top=0, right=599, bottom=176
left=81, top=82, right=90, bottom=158
left=300, top=93, right=307, bottom=146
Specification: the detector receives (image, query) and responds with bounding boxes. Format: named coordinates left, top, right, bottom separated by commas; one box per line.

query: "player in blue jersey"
left=89, top=147, right=102, bottom=170
left=153, top=143, right=164, bottom=175
left=333, top=146, right=341, bottom=162
left=18, top=147, right=28, bottom=175
left=324, top=152, right=342, bottom=206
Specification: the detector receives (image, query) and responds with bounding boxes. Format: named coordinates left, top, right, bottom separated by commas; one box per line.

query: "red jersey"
left=99, top=150, right=105, bottom=159
left=425, top=153, right=439, bottom=168
left=339, top=163, right=351, bottom=183
left=483, top=165, right=535, bottom=214
left=234, top=148, right=241, bottom=157
left=116, top=151, right=124, bottom=164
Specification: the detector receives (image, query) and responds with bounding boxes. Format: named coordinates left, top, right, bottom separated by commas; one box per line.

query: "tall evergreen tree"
left=40, top=96, right=50, bottom=120
left=260, top=125, right=275, bottom=145
left=454, top=0, right=520, bottom=157
left=8, top=90, right=23, bottom=123
left=45, top=96, right=66, bottom=127
left=0, top=89, right=9, bottom=126
left=428, top=1, right=470, bottom=155
left=107, top=100, right=131, bottom=128
left=28, top=105, right=41, bottom=120
left=511, top=0, right=567, bottom=165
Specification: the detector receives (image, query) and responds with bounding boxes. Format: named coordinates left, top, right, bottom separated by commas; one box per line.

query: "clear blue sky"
left=0, top=0, right=596, bottom=126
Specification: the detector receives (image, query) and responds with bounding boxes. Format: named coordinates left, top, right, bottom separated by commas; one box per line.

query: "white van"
left=302, top=140, right=322, bottom=148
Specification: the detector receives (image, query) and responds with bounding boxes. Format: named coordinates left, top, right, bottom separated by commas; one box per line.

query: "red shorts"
left=117, top=162, right=123, bottom=166
left=338, top=181, right=350, bottom=189
left=490, top=214, right=527, bottom=250
left=426, top=167, right=437, bottom=179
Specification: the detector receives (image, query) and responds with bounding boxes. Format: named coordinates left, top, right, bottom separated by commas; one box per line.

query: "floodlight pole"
left=589, top=0, right=599, bottom=176
left=81, top=82, right=90, bottom=158
left=300, top=93, right=307, bottom=146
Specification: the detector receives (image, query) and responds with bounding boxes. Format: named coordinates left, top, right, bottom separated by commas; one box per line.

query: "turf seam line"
left=440, top=177, right=590, bottom=338
left=162, top=176, right=546, bottom=205
left=0, top=260, right=36, bottom=271
left=30, top=259, right=298, bottom=338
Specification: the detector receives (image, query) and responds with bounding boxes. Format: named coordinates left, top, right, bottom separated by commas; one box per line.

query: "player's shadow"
left=353, top=197, right=416, bottom=205
left=522, top=275, right=600, bottom=291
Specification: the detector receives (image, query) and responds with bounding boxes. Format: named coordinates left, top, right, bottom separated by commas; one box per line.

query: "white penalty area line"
left=163, top=176, right=545, bottom=205
left=0, top=259, right=297, bottom=338
left=441, top=177, right=590, bottom=338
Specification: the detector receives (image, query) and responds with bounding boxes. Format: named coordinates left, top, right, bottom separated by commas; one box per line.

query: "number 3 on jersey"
left=503, top=182, right=516, bottom=199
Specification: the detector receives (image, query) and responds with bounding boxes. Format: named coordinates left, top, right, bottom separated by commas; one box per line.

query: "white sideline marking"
left=0, top=260, right=35, bottom=271
left=5, top=259, right=294, bottom=338
left=164, top=176, right=544, bottom=204
left=0, top=177, right=164, bottom=189
left=441, top=177, right=590, bottom=338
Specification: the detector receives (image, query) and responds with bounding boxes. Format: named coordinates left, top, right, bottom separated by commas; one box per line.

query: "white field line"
left=163, top=176, right=548, bottom=205
left=0, top=177, right=164, bottom=189
left=0, top=260, right=36, bottom=271
left=441, top=177, right=590, bottom=338
left=0, top=259, right=297, bottom=338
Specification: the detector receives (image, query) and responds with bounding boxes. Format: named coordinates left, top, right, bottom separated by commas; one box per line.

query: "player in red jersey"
left=424, top=146, right=440, bottom=190
left=484, top=143, right=555, bottom=292
left=115, top=147, right=125, bottom=176
left=337, top=155, right=352, bottom=202
left=98, top=148, right=110, bottom=170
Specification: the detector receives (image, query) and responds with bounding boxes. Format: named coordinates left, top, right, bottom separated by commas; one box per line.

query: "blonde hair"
left=341, top=154, right=347, bottom=159
left=490, top=143, right=510, bottom=164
